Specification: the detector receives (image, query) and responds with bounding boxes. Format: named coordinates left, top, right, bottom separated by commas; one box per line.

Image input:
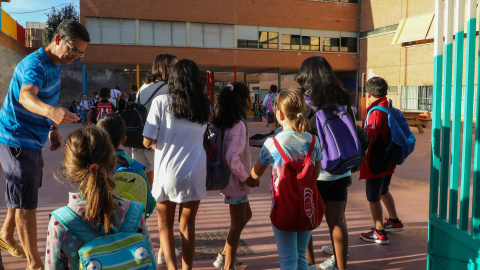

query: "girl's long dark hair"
left=296, top=56, right=351, bottom=109
left=213, top=82, right=250, bottom=129
left=143, top=54, right=176, bottom=84
left=167, top=59, right=209, bottom=124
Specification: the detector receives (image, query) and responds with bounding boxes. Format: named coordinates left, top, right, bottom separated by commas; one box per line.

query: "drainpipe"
left=355, top=0, right=361, bottom=110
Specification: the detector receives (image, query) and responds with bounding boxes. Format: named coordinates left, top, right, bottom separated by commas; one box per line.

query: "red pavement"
left=0, top=121, right=429, bottom=269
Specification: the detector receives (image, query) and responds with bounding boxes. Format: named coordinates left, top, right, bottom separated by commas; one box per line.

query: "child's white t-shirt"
left=259, top=130, right=322, bottom=195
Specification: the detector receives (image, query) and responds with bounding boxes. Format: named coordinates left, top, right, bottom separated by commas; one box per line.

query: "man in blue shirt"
left=0, top=20, right=89, bottom=270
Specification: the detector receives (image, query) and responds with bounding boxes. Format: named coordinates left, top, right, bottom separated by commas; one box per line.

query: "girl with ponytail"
left=45, top=126, right=153, bottom=269
left=249, top=89, right=323, bottom=270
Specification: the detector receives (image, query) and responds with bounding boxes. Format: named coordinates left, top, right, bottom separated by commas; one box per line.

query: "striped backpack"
left=51, top=201, right=156, bottom=270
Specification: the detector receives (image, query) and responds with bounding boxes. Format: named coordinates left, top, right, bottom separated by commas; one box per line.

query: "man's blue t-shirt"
left=0, top=48, right=62, bottom=150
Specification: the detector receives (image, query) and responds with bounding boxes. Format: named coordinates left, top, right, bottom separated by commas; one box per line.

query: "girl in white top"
left=143, top=59, right=210, bottom=270
left=133, top=54, right=177, bottom=189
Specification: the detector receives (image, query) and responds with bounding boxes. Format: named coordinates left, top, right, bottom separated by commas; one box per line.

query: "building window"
left=388, top=86, right=399, bottom=93
left=281, top=34, right=300, bottom=50
left=323, top=37, right=339, bottom=52
left=340, top=37, right=357, bottom=52
left=302, top=36, right=320, bottom=51
left=238, top=40, right=258, bottom=48
left=401, top=85, right=433, bottom=111
left=259, top=31, right=279, bottom=49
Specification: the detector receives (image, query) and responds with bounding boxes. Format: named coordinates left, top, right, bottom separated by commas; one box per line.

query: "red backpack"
left=270, top=134, right=326, bottom=232
left=96, top=101, right=113, bottom=121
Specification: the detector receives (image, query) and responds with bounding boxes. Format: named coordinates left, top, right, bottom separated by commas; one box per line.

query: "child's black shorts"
left=316, top=176, right=351, bottom=202
left=365, top=174, right=393, bottom=202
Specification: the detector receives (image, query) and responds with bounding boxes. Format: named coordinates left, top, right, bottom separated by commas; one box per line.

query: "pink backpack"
left=270, top=134, right=325, bottom=232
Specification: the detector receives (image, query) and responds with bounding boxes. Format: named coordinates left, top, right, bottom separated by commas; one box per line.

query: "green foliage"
left=42, top=3, right=79, bottom=47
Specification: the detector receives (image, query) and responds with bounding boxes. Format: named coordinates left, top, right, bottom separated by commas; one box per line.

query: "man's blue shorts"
left=0, top=144, right=43, bottom=209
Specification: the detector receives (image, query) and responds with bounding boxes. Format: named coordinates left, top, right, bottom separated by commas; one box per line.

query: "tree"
left=42, top=3, right=79, bottom=47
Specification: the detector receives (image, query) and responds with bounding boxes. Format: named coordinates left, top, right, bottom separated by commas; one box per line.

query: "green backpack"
left=113, top=160, right=155, bottom=219
left=51, top=201, right=156, bottom=270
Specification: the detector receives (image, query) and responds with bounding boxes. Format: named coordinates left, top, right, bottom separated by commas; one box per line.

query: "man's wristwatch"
left=50, top=126, right=57, bottom=131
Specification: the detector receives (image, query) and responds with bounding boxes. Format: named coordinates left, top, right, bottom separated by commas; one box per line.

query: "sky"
left=1, top=0, right=79, bottom=27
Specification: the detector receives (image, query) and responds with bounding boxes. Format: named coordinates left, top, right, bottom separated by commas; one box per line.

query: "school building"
left=0, top=0, right=448, bottom=114
left=78, top=0, right=359, bottom=104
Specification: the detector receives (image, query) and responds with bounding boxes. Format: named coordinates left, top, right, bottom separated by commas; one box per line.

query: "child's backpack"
left=121, top=83, right=166, bottom=149
left=112, top=160, right=156, bottom=219
left=205, top=124, right=231, bottom=191
left=51, top=201, right=156, bottom=270
left=266, top=93, right=277, bottom=113
left=270, top=134, right=325, bottom=232
left=316, top=105, right=362, bottom=175
left=365, top=99, right=415, bottom=165
left=96, top=101, right=113, bottom=121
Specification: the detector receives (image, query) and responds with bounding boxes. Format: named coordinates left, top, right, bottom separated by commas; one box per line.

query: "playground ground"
left=0, top=120, right=430, bottom=269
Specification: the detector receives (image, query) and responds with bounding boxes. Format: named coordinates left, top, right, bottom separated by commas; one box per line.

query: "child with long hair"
left=211, top=82, right=256, bottom=270
left=297, top=56, right=353, bottom=270
left=45, top=126, right=154, bottom=269
left=143, top=59, right=210, bottom=270
left=249, top=89, right=322, bottom=270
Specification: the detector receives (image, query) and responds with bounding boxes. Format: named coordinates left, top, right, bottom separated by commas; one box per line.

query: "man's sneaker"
left=213, top=253, right=244, bottom=269
left=322, top=244, right=334, bottom=255
left=318, top=255, right=335, bottom=270
left=384, top=218, right=404, bottom=232
left=308, top=265, right=318, bottom=270
left=360, top=228, right=389, bottom=244
left=157, top=248, right=181, bottom=265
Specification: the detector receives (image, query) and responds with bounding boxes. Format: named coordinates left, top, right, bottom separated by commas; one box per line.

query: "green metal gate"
left=428, top=0, right=480, bottom=268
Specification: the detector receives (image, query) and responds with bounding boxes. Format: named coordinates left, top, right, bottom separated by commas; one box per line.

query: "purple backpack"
left=316, top=105, right=362, bottom=174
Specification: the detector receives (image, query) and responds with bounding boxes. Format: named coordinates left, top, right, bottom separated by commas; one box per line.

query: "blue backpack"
left=51, top=201, right=156, bottom=270
left=365, top=100, right=415, bottom=165
left=316, top=105, right=362, bottom=175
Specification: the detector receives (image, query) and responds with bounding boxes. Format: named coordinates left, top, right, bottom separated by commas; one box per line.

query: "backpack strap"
left=272, top=137, right=291, bottom=162
left=365, top=105, right=388, bottom=127
left=118, top=160, right=146, bottom=174
left=139, top=82, right=167, bottom=105
left=51, top=206, right=99, bottom=244
left=120, top=201, right=144, bottom=233
left=305, top=134, right=316, bottom=163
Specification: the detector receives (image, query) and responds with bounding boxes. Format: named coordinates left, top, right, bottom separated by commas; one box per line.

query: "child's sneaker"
left=322, top=244, right=334, bottom=255
left=360, top=228, right=389, bottom=244
left=213, top=253, right=244, bottom=269
left=157, top=248, right=181, bottom=265
left=318, top=255, right=335, bottom=270
left=384, top=218, right=404, bottom=232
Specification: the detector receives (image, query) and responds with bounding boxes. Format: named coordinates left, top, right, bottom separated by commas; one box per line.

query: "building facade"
left=79, top=0, right=360, bottom=103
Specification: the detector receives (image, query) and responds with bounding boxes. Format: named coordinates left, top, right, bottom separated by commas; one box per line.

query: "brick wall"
left=80, top=0, right=358, bottom=31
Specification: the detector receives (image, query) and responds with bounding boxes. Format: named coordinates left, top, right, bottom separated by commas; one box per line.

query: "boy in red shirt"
left=87, top=87, right=116, bottom=125
left=360, top=77, right=404, bottom=245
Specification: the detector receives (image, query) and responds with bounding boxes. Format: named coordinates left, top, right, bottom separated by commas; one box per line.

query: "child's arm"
left=224, top=122, right=250, bottom=183
left=315, top=161, right=321, bottom=179
left=87, top=108, right=93, bottom=125
left=143, top=136, right=156, bottom=149
left=45, top=216, right=69, bottom=269
left=246, top=159, right=267, bottom=187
